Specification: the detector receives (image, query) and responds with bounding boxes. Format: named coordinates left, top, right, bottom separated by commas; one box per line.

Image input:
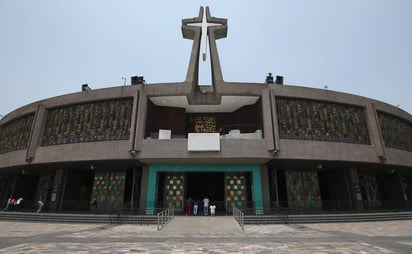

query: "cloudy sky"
left=1, top=0, right=411, bottom=118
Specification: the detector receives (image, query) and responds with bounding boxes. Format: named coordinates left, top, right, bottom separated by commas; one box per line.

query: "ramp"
left=161, top=216, right=243, bottom=233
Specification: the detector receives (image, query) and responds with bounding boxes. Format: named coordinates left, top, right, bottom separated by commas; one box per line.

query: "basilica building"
left=1, top=7, right=411, bottom=215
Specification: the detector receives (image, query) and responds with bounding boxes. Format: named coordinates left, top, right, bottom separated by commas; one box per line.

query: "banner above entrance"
left=188, top=133, right=220, bottom=151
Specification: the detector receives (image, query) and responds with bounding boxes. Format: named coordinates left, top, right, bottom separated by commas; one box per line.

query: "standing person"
left=37, top=200, right=44, bottom=213
left=90, top=198, right=98, bottom=215
left=202, top=195, right=210, bottom=216
left=193, top=198, right=199, bottom=216
left=210, top=203, right=216, bottom=216
left=3, top=197, right=12, bottom=211
left=186, top=196, right=193, bottom=216
left=16, top=197, right=23, bottom=211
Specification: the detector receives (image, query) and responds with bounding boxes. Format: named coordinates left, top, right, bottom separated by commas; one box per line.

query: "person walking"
left=186, top=196, right=193, bottom=216
left=90, top=198, right=98, bottom=215
left=193, top=198, right=199, bottom=216
left=202, top=195, right=210, bottom=216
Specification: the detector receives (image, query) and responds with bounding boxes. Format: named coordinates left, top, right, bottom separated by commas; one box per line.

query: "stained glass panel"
left=276, top=97, right=370, bottom=144
left=378, top=112, right=412, bottom=152
left=0, top=114, right=35, bottom=154
left=286, top=171, right=322, bottom=209
left=41, top=98, right=133, bottom=146
left=225, top=173, right=247, bottom=209
left=164, top=173, right=184, bottom=208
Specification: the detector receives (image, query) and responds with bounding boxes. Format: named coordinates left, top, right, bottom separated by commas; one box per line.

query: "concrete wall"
left=0, top=81, right=411, bottom=170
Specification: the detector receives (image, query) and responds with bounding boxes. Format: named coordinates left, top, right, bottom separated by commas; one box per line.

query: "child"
left=210, top=204, right=216, bottom=216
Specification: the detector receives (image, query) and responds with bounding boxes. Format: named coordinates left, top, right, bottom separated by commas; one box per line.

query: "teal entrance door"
left=146, top=164, right=263, bottom=215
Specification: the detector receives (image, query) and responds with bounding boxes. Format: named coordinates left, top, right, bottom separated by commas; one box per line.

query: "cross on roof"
left=186, top=7, right=225, bottom=61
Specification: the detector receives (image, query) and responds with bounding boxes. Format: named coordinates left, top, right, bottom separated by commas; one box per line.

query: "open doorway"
left=186, top=172, right=225, bottom=210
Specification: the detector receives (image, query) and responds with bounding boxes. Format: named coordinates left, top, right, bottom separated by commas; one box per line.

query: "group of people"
left=3, top=197, right=45, bottom=213
left=186, top=195, right=216, bottom=216
left=2, top=197, right=24, bottom=211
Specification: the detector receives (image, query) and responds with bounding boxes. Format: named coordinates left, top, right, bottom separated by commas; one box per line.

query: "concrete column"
left=260, top=165, right=271, bottom=210
left=348, top=168, right=364, bottom=211
left=269, top=89, right=280, bottom=152
left=262, top=89, right=274, bottom=150
left=366, top=103, right=386, bottom=160
left=48, top=169, right=66, bottom=212
left=252, top=166, right=264, bottom=215
left=26, top=104, right=46, bottom=161
left=134, top=90, right=146, bottom=151
left=130, top=90, right=140, bottom=152
left=139, top=164, right=150, bottom=213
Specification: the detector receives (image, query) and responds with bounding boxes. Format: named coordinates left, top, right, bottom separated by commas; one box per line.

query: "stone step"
left=161, top=216, right=242, bottom=233
left=1, top=211, right=412, bottom=225
left=0, top=212, right=157, bottom=224
left=243, top=211, right=412, bottom=224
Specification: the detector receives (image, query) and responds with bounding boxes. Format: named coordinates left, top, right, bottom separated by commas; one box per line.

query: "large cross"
left=187, top=8, right=224, bottom=61
left=182, top=7, right=227, bottom=92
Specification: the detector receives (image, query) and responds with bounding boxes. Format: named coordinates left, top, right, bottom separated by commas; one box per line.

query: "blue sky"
left=1, top=0, right=411, bottom=118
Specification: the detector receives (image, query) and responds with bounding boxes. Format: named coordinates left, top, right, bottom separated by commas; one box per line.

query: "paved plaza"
left=0, top=216, right=411, bottom=253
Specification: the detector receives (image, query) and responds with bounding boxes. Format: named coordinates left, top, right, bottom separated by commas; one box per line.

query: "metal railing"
left=157, top=206, right=174, bottom=231
left=232, top=206, right=244, bottom=231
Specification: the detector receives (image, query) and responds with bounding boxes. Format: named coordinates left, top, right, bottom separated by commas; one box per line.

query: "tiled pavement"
left=0, top=216, right=411, bottom=253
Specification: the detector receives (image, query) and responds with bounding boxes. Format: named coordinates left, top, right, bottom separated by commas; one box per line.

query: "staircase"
left=243, top=211, right=412, bottom=224
left=1, top=211, right=412, bottom=225
left=0, top=211, right=157, bottom=224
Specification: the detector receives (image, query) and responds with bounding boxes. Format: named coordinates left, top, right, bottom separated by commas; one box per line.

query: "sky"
left=1, top=0, right=411, bottom=119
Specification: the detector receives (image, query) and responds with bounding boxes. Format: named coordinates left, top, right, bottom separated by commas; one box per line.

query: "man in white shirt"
left=202, top=195, right=210, bottom=216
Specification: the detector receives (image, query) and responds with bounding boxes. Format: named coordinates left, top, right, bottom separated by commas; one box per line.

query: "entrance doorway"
left=186, top=172, right=225, bottom=204
left=146, top=163, right=263, bottom=215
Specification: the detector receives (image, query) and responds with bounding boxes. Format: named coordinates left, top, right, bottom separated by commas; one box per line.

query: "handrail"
left=232, top=206, right=244, bottom=231
left=157, top=206, right=174, bottom=231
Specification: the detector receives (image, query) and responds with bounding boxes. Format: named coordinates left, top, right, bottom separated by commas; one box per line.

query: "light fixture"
left=129, top=150, right=137, bottom=157
left=90, top=165, right=95, bottom=170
